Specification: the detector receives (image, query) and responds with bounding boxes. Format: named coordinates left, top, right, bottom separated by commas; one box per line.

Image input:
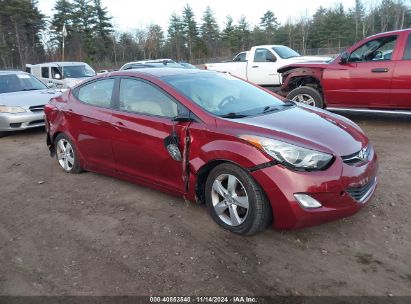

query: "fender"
left=280, top=67, right=324, bottom=93
left=185, top=137, right=273, bottom=202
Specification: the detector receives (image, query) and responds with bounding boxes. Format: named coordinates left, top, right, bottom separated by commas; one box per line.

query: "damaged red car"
left=44, top=68, right=378, bottom=235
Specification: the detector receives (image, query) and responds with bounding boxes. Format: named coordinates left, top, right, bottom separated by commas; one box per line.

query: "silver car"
left=0, top=71, right=60, bottom=137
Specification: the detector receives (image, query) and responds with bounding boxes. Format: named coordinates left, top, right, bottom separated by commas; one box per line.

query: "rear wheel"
left=287, top=86, right=324, bottom=108
left=55, top=134, right=82, bottom=174
left=205, top=163, right=272, bottom=235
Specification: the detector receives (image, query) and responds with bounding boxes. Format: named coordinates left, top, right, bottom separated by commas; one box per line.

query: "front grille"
left=29, top=105, right=45, bottom=112
left=342, top=145, right=371, bottom=165
left=346, top=177, right=377, bottom=203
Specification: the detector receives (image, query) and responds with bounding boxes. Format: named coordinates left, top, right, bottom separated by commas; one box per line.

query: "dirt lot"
left=0, top=113, right=410, bottom=296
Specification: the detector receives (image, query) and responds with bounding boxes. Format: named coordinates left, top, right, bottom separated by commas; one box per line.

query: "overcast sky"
left=37, top=0, right=356, bottom=32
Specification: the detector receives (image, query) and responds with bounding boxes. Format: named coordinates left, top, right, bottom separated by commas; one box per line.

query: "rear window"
left=0, top=74, right=47, bottom=93
left=403, top=34, right=411, bottom=60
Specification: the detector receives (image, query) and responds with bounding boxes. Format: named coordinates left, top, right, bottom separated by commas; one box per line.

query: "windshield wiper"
left=22, top=88, right=40, bottom=91
left=262, top=105, right=281, bottom=113
left=220, top=112, right=248, bottom=119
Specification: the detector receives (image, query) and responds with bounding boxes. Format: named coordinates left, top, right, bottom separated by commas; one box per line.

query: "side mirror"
left=46, top=82, right=56, bottom=88
left=340, top=51, right=349, bottom=64
left=54, top=73, right=62, bottom=80
left=172, top=114, right=195, bottom=123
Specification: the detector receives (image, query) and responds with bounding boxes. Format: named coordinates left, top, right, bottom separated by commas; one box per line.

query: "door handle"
left=371, top=68, right=389, bottom=73
left=252, top=65, right=259, bottom=68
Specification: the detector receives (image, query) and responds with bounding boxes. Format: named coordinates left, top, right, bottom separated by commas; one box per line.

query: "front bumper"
left=0, top=111, right=45, bottom=131
left=251, top=148, right=378, bottom=229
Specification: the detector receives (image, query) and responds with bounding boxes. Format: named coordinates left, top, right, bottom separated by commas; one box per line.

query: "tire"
left=0, top=131, right=8, bottom=138
left=205, top=163, right=272, bottom=235
left=286, top=86, right=324, bottom=108
left=55, top=133, right=83, bottom=174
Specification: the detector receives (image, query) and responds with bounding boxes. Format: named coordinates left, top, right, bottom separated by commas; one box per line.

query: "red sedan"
left=44, top=68, right=378, bottom=235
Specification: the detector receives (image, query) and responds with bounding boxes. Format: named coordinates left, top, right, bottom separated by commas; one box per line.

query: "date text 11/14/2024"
left=149, top=296, right=258, bottom=303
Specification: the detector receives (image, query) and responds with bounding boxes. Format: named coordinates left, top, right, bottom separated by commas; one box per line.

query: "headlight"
left=240, top=135, right=334, bottom=170
left=0, top=106, right=26, bottom=113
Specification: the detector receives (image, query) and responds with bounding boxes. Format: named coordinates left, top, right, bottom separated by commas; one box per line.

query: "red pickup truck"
left=277, top=29, right=411, bottom=114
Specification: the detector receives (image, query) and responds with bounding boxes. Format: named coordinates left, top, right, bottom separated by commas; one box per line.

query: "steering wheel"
left=218, top=95, right=236, bottom=110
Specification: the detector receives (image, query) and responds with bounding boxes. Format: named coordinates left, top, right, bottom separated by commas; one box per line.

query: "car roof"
left=29, top=62, right=88, bottom=67
left=0, top=70, right=28, bottom=75
left=112, top=67, right=211, bottom=78
left=367, top=28, right=411, bottom=39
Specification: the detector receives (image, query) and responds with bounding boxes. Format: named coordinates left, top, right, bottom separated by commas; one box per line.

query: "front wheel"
left=286, top=86, right=324, bottom=108
left=55, top=134, right=83, bottom=174
left=205, top=163, right=272, bottom=235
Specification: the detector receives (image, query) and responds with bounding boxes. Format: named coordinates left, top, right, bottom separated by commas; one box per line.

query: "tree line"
left=0, top=0, right=410, bottom=70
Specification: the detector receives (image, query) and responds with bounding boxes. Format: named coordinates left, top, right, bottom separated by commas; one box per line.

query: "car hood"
left=277, top=61, right=331, bottom=73
left=0, top=89, right=61, bottom=109
left=232, top=105, right=367, bottom=156
left=287, top=55, right=331, bottom=63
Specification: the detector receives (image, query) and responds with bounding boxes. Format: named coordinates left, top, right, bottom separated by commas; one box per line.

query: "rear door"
left=247, top=48, right=280, bottom=85
left=110, top=77, right=188, bottom=193
left=68, top=78, right=116, bottom=172
left=324, top=35, right=398, bottom=108
left=391, top=32, right=411, bottom=108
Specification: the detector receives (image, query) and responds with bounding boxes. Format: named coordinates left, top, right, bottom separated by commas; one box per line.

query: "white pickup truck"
left=205, top=45, right=331, bottom=86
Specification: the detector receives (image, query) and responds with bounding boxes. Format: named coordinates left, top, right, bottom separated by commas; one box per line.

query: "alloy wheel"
left=56, top=138, right=75, bottom=172
left=211, top=174, right=249, bottom=226
left=292, top=93, right=316, bottom=106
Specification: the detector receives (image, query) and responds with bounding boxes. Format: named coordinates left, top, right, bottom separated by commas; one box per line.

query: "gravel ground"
left=0, top=113, right=410, bottom=296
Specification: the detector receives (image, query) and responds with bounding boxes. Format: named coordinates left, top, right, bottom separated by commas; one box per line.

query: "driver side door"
left=324, top=35, right=398, bottom=108
left=247, top=48, right=280, bottom=85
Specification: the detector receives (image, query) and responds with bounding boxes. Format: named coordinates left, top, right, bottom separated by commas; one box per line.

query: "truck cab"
left=205, top=45, right=330, bottom=86
left=278, top=29, right=411, bottom=112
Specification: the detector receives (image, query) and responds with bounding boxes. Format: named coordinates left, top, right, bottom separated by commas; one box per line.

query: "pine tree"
left=0, top=0, right=45, bottom=68
left=182, top=4, right=199, bottom=60
left=92, top=0, right=113, bottom=60
left=71, top=0, right=96, bottom=61
left=50, top=0, right=74, bottom=58
left=259, top=10, right=279, bottom=43
left=200, top=6, right=220, bottom=57
left=168, top=13, right=183, bottom=60
left=235, top=16, right=251, bottom=51
left=222, top=15, right=237, bottom=56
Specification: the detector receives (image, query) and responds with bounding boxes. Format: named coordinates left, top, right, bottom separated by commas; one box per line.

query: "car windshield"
left=272, top=46, right=301, bottom=59
left=163, top=72, right=290, bottom=118
left=0, top=73, right=47, bottom=93
left=62, top=65, right=96, bottom=78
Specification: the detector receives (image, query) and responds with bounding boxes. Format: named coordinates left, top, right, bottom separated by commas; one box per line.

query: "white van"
left=26, top=62, right=96, bottom=89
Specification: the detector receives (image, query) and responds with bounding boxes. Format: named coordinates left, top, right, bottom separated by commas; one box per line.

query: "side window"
left=77, top=78, right=115, bottom=108
left=254, top=48, right=276, bottom=62
left=234, top=53, right=246, bottom=62
left=119, top=78, right=178, bottom=118
left=51, top=67, right=62, bottom=79
left=403, top=34, right=411, bottom=60
left=41, top=67, right=49, bottom=78
left=349, top=35, right=397, bottom=62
